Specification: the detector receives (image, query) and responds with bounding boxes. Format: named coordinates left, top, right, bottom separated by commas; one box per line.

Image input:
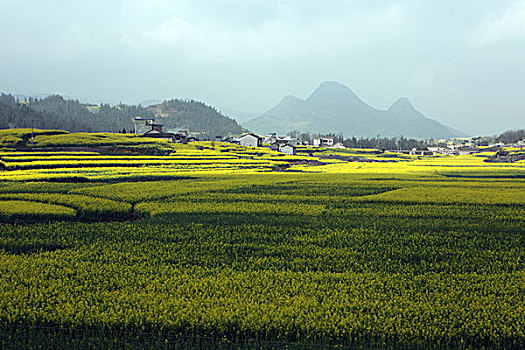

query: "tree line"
left=288, top=130, right=426, bottom=149
left=496, top=129, right=525, bottom=144
left=0, top=94, right=150, bottom=132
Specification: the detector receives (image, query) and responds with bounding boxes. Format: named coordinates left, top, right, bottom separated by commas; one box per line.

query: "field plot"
left=0, top=130, right=524, bottom=349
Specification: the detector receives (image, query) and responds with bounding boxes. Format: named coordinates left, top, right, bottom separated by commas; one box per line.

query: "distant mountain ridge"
left=218, top=107, right=260, bottom=124
left=243, top=82, right=467, bottom=139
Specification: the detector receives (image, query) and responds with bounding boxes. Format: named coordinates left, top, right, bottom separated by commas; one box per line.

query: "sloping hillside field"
left=0, top=130, right=524, bottom=349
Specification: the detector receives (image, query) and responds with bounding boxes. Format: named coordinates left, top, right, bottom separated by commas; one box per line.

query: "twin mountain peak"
left=243, top=81, right=465, bottom=139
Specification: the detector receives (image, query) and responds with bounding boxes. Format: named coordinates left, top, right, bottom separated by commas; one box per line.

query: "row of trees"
left=496, top=129, right=525, bottom=144
left=342, top=136, right=426, bottom=150
left=287, top=130, right=426, bottom=150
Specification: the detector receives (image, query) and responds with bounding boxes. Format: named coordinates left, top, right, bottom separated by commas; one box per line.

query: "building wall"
left=313, top=138, right=333, bottom=147
left=323, top=138, right=334, bottom=147
left=280, top=145, right=295, bottom=155
left=134, top=120, right=152, bottom=135
left=239, top=135, right=259, bottom=147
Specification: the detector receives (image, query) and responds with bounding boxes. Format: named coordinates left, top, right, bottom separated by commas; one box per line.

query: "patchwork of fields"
left=0, top=130, right=524, bottom=349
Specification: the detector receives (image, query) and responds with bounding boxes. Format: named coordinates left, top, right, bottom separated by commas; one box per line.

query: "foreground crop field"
left=0, top=130, right=524, bottom=349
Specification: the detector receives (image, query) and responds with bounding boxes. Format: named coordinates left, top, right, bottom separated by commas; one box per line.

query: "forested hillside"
left=29, top=95, right=150, bottom=132
left=0, top=96, right=55, bottom=130
left=0, top=94, right=149, bottom=132
left=0, top=94, right=244, bottom=138
left=147, top=99, right=243, bottom=138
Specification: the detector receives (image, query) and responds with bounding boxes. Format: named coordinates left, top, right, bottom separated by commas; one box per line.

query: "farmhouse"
left=409, top=148, right=434, bottom=156
left=313, top=137, right=334, bottom=147
left=264, top=133, right=300, bottom=152
left=265, top=134, right=298, bottom=145
left=428, top=147, right=452, bottom=155
left=133, top=117, right=189, bottom=143
left=133, top=117, right=156, bottom=135
left=143, top=127, right=174, bottom=141
left=238, top=133, right=263, bottom=148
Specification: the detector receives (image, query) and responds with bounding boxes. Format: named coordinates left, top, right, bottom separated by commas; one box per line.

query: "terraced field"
left=0, top=130, right=524, bottom=349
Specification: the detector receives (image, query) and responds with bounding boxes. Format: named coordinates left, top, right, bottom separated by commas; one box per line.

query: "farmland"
left=0, top=130, right=524, bottom=349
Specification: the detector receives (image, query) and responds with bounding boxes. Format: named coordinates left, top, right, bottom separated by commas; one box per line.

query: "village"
left=133, top=117, right=525, bottom=157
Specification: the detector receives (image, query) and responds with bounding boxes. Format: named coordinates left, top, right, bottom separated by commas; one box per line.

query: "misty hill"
left=219, top=107, right=260, bottom=124
left=140, top=99, right=164, bottom=107
left=243, top=82, right=466, bottom=139
left=0, top=94, right=244, bottom=138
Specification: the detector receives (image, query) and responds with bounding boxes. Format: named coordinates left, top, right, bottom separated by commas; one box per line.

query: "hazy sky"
left=1, top=0, right=524, bottom=135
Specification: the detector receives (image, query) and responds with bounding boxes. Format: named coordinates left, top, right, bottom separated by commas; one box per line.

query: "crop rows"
left=0, top=171, right=524, bottom=349
left=0, top=133, right=524, bottom=348
left=0, top=200, right=76, bottom=222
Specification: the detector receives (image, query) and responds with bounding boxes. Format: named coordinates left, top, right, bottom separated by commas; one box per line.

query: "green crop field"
left=0, top=130, right=524, bottom=349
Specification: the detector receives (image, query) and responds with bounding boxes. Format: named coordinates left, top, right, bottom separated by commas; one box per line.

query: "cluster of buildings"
left=133, top=117, right=337, bottom=156
left=134, top=117, right=524, bottom=157
left=412, top=138, right=525, bottom=156
left=222, top=133, right=340, bottom=155
left=220, top=133, right=298, bottom=155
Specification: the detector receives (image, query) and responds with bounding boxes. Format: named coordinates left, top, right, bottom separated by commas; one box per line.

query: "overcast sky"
left=1, top=0, right=524, bottom=135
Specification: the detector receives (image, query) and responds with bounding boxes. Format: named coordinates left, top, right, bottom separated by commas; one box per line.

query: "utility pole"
left=31, top=113, right=36, bottom=144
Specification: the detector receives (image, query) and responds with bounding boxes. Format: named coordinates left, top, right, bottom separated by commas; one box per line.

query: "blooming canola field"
left=0, top=130, right=524, bottom=349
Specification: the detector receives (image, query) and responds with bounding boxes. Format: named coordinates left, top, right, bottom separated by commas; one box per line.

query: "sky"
left=1, top=0, right=524, bottom=136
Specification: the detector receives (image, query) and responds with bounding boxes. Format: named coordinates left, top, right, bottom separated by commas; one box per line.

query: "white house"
left=428, top=147, right=451, bottom=155
left=264, top=134, right=298, bottom=146
left=238, top=133, right=263, bottom=148
left=313, top=137, right=334, bottom=147
left=279, top=143, right=296, bottom=155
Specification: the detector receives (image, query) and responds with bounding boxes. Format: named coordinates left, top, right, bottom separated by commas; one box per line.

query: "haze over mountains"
left=243, top=82, right=467, bottom=139
left=2, top=82, right=469, bottom=140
